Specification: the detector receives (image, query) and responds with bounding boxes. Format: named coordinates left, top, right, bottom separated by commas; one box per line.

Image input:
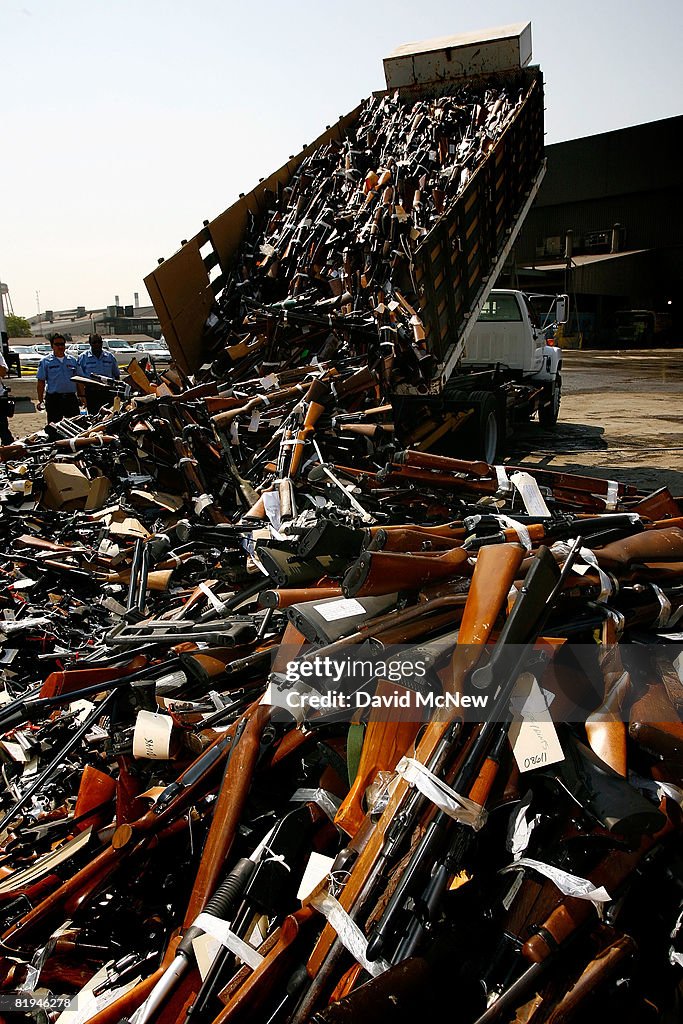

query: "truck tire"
left=460, top=391, right=503, bottom=463
left=539, top=375, right=561, bottom=428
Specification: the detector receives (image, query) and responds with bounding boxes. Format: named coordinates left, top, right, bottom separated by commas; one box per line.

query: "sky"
left=2, top=0, right=682, bottom=320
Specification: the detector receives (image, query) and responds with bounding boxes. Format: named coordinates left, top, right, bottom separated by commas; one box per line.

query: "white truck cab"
left=463, top=289, right=565, bottom=381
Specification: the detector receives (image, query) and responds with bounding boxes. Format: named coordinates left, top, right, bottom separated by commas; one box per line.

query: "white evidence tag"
left=132, top=709, right=174, bottom=760
left=509, top=674, right=564, bottom=773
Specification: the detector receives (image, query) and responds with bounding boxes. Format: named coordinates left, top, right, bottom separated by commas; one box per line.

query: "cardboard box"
left=42, top=462, right=111, bottom=511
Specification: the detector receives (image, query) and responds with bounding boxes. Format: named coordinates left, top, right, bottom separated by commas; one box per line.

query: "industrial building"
left=506, top=113, right=683, bottom=345
left=27, top=298, right=161, bottom=340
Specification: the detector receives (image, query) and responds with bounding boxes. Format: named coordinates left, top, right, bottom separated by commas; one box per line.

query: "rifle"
left=289, top=543, right=526, bottom=1020
left=0, top=434, right=119, bottom=463
left=594, top=526, right=683, bottom=570
left=473, top=802, right=675, bottom=1024
left=342, top=545, right=473, bottom=596
left=363, top=545, right=572, bottom=966
left=1, top=723, right=243, bottom=945
left=183, top=704, right=273, bottom=925
left=333, top=679, right=422, bottom=838
left=0, top=656, right=180, bottom=730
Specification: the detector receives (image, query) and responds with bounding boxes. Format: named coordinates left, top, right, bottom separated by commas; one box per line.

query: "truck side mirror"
left=555, top=295, right=569, bottom=325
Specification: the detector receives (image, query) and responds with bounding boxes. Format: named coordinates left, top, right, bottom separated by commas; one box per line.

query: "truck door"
left=522, top=293, right=545, bottom=374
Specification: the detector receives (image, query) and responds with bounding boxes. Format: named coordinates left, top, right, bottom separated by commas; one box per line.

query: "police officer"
left=77, top=334, right=120, bottom=414
left=36, top=334, right=82, bottom=424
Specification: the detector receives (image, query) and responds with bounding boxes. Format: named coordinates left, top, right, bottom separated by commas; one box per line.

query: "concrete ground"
left=4, top=348, right=683, bottom=495
left=506, top=348, right=683, bottom=495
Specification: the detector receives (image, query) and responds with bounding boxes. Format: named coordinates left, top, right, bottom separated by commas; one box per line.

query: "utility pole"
left=0, top=277, right=8, bottom=358
left=36, top=290, right=42, bottom=336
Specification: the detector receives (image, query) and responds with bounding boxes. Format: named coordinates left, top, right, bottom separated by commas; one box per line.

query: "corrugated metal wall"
left=515, top=115, right=683, bottom=261
left=509, top=115, right=683, bottom=339
left=538, top=115, right=683, bottom=205
left=516, top=187, right=681, bottom=260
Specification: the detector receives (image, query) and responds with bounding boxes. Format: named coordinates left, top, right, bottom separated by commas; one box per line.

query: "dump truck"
left=144, top=22, right=566, bottom=461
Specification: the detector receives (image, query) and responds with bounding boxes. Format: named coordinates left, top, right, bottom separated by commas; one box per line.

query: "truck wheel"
left=460, top=391, right=502, bottom=463
left=539, top=375, right=561, bottom=428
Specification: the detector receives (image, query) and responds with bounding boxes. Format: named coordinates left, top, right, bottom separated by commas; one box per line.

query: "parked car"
left=68, top=342, right=91, bottom=359
left=134, top=340, right=171, bottom=362
left=103, top=338, right=138, bottom=365
left=16, top=344, right=52, bottom=372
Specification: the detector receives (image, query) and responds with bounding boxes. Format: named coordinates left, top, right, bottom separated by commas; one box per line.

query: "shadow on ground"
left=506, top=421, right=608, bottom=458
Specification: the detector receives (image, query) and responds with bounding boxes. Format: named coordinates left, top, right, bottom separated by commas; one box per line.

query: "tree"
left=6, top=314, right=33, bottom=337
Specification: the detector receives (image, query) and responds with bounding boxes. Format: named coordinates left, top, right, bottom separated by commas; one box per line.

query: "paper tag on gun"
left=133, top=709, right=174, bottom=760
left=509, top=673, right=564, bottom=773
left=510, top=472, right=551, bottom=517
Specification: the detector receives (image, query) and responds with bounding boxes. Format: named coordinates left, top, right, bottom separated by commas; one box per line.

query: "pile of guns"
left=0, top=77, right=682, bottom=1024
left=203, top=79, right=526, bottom=389
left=0, top=347, right=682, bottom=1024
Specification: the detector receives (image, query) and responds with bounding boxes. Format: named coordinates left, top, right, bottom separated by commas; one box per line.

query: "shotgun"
left=364, top=545, right=569, bottom=965
left=289, top=543, right=525, bottom=1021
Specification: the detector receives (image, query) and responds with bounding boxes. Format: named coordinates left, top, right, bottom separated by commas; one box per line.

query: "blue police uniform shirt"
left=36, top=354, right=79, bottom=394
left=77, top=349, right=121, bottom=381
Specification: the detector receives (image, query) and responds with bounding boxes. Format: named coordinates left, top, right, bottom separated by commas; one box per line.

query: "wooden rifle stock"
left=211, top=384, right=306, bottom=429
left=126, top=357, right=157, bottom=394
left=259, top=586, right=344, bottom=609
left=288, top=378, right=330, bottom=479
left=394, top=449, right=492, bottom=478
left=340, top=423, right=393, bottom=439
left=594, top=526, right=683, bottom=570
left=545, top=932, right=637, bottom=1024
left=585, top=620, right=630, bottom=776
left=73, top=765, right=117, bottom=832
left=39, top=655, right=148, bottom=699
left=334, top=680, right=421, bottom=838
left=629, top=682, right=683, bottom=763
left=343, top=546, right=472, bottom=596
left=368, top=527, right=464, bottom=552
left=630, top=487, right=681, bottom=520
left=300, top=544, right=525, bottom=994
left=311, top=957, right=433, bottom=1022
left=183, top=703, right=272, bottom=926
